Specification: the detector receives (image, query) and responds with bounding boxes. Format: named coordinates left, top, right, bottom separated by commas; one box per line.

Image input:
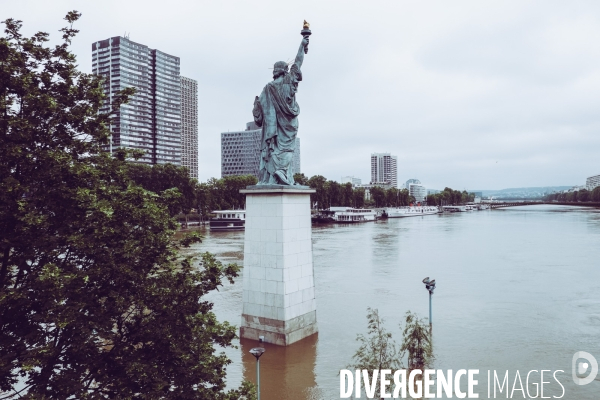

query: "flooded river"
left=190, top=205, right=600, bottom=399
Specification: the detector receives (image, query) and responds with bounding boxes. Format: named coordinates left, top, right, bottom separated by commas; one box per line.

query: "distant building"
left=404, top=179, right=421, bottom=190
left=427, top=189, right=440, bottom=195
left=221, top=122, right=300, bottom=178
left=471, top=191, right=483, bottom=198
left=408, top=183, right=427, bottom=203
left=180, top=76, right=198, bottom=179
left=371, top=153, right=398, bottom=188
left=92, top=36, right=181, bottom=165
left=221, top=123, right=261, bottom=177
left=586, top=174, right=600, bottom=191
left=341, top=176, right=362, bottom=186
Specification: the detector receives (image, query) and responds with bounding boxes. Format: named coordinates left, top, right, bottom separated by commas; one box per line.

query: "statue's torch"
left=301, top=20, right=311, bottom=54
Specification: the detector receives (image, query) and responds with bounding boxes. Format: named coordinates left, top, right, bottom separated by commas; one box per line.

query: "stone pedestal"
left=240, top=186, right=318, bottom=346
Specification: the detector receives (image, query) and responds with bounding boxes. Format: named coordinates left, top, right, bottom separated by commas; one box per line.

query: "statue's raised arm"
left=296, top=20, right=312, bottom=69
left=295, top=37, right=309, bottom=69
left=252, top=21, right=312, bottom=186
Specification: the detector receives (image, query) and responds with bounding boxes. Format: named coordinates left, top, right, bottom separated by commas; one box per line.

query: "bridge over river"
left=488, top=201, right=600, bottom=209
left=488, top=201, right=541, bottom=209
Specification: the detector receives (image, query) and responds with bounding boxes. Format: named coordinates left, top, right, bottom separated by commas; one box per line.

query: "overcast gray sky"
left=4, top=0, right=600, bottom=190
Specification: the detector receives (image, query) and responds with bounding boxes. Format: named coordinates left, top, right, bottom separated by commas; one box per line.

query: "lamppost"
left=422, top=277, right=436, bottom=332
left=249, top=347, right=266, bottom=400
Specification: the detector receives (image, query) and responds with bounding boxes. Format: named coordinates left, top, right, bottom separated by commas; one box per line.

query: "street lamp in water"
left=249, top=347, right=266, bottom=399
left=422, top=277, right=436, bottom=332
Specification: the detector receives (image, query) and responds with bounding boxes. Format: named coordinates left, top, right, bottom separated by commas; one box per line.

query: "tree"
left=348, top=309, right=435, bottom=399
left=577, top=189, right=590, bottom=202
left=221, top=175, right=257, bottom=209
left=195, top=175, right=257, bottom=215
left=127, top=163, right=198, bottom=216
left=353, top=187, right=366, bottom=208
left=342, top=183, right=354, bottom=207
left=592, top=187, right=600, bottom=202
left=308, top=175, right=328, bottom=209
left=328, top=180, right=342, bottom=207
left=370, top=186, right=386, bottom=207
left=293, top=172, right=309, bottom=186
left=0, top=13, right=253, bottom=399
left=385, top=187, right=398, bottom=207
left=401, top=312, right=434, bottom=372
left=347, top=308, right=403, bottom=398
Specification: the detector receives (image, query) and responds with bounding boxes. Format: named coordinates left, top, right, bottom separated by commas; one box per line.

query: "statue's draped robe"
left=253, top=64, right=302, bottom=185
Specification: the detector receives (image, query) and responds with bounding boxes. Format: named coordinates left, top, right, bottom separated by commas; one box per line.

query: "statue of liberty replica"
left=252, top=21, right=311, bottom=185
left=240, top=22, right=318, bottom=347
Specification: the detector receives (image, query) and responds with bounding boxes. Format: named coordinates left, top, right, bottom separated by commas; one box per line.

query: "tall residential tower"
left=180, top=77, right=198, bottom=179
left=370, top=153, right=398, bottom=188
left=92, top=36, right=181, bottom=165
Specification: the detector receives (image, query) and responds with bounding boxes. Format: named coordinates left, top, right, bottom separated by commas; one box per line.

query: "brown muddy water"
left=186, top=205, right=600, bottom=399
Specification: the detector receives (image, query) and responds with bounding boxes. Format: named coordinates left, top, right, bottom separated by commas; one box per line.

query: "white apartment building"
left=92, top=36, right=182, bottom=166
left=341, top=176, right=362, bottom=186
left=586, top=174, right=600, bottom=191
left=408, top=183, right=427, bottom=203
left=405, top=179, right=421, bottom=190
left=370, top=153, right=398, bottom=188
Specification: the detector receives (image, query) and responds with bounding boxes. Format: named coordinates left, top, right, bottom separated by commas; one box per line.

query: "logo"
left=572, top=351, right=598, bottom=385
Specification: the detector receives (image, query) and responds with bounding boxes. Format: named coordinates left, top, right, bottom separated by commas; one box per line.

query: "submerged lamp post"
left=249, top=347, right=266, bottom=399
left=422, top=277, right=436, bottom=332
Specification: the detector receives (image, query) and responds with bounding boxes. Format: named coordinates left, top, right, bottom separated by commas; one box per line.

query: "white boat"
left=442, top=205, right=467, bottom=212
left=210, top=210, right=246, bottom=231
left=328, top=207, right=377, bottom=222
left=385, top=206, right=439, bottom=218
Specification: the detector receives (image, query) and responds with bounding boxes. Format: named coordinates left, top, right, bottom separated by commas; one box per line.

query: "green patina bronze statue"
left=252, top=21, right=311, bottom=185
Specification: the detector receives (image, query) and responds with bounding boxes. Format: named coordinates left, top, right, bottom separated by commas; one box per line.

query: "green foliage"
left=401, top=312, right=434, bottom=372
left=426, top=187, right=475, bottom=206
left=544, top=188, right=600, bottom=203
left=347, top=308, right=404, bottom=395
left=304, top=176, right=409, bottom=209
left=594, top=187, right=600, bottom=202
left=0, top=13, right=253, bottom=399
left=353, top=187, right=366, bottom=208
left=293, top=172, right=309, bottom=186
left=196, top=175, right=257, bottom=216
left=370, top=187, right=386, bottom=207
left=348, top=309, right=435, bottom=398
left=307, top=175, right=328, bottom=207
left=127, top=163, right=198, bottom=216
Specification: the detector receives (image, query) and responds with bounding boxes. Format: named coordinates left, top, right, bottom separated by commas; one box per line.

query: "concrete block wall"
left=240, top=188, right=318, bottom=346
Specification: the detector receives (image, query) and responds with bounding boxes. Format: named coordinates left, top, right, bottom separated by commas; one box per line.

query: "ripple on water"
left=191, top=205, right=600, bottom=399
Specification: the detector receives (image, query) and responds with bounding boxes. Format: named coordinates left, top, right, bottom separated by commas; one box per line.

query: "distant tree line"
left=544, top=187, right=600, bottom=203
left=425, top=187, right=476, bottom=206
left=127, top=165, right=257, bottom=216
left=369, top=186, right=414, bottom=208
left=196, top=175, right=258, bottom=215
left=295, top=173, right=366, bottom=208
left=294, top=173, right=416, bottom=208
left=129, top=168, right=481, bottom=214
